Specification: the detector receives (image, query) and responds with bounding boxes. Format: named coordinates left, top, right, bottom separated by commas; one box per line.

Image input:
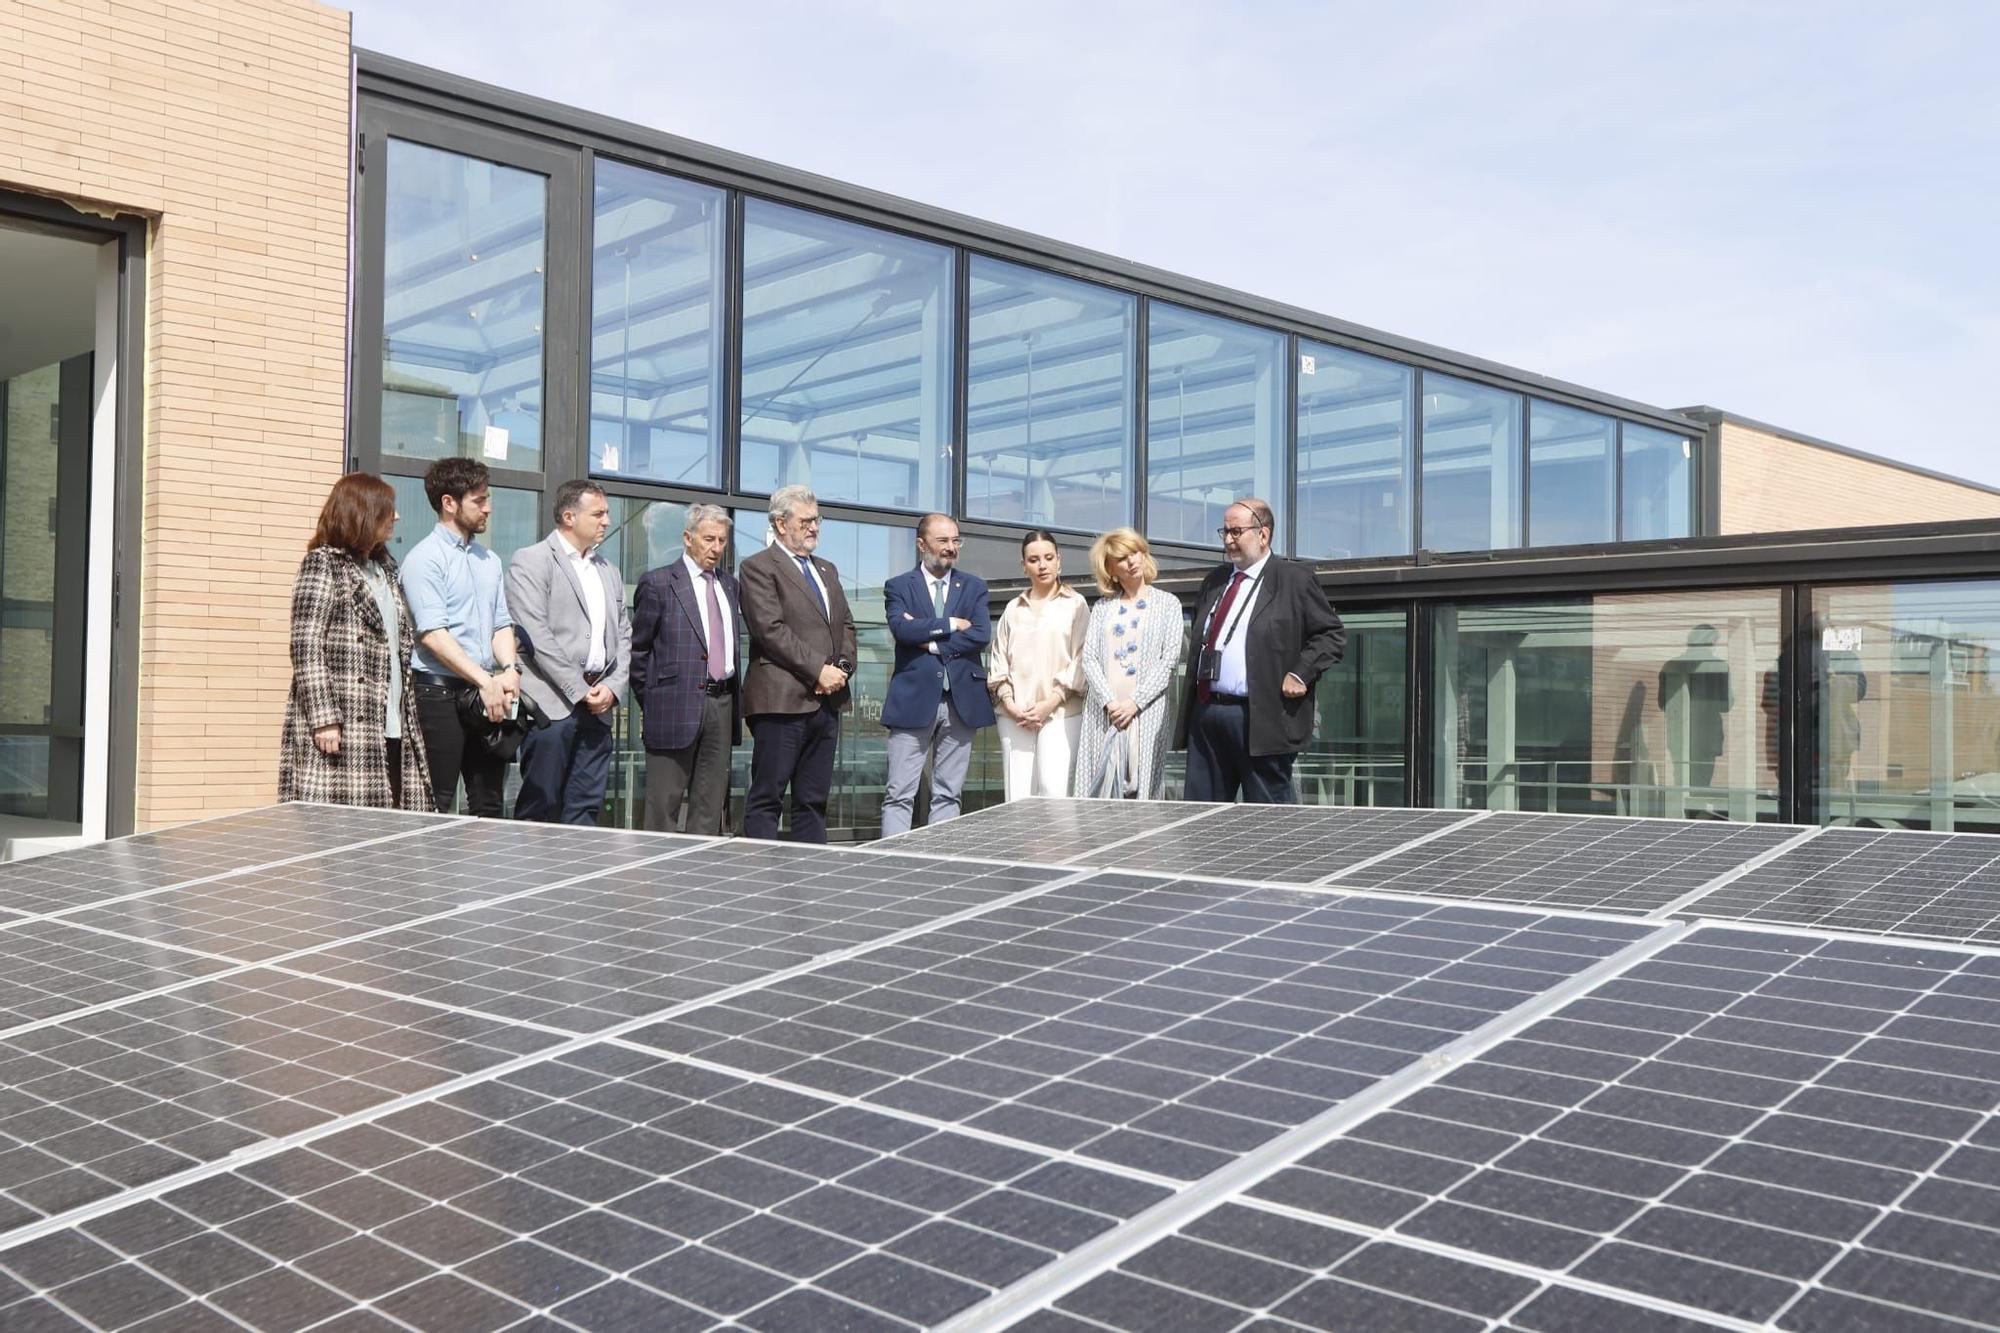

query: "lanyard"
left=1213, top=568, right=1265, bottom=647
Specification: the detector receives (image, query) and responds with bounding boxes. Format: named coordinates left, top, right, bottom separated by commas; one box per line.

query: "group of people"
left=279, top=457, right=1347, bottom=837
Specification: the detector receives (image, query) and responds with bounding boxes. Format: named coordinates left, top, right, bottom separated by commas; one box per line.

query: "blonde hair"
left=1089, top=527, right=1157, bottom=596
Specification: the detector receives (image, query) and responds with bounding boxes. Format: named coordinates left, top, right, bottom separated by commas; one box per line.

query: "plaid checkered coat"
left=278, top=546, right=434, bottom=810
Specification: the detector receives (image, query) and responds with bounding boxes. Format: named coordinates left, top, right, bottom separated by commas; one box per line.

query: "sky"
left=344, top=1, right=2000, bottom=486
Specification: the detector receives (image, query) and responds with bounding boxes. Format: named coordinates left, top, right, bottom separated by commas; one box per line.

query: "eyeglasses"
left=1217, top=524, right=1269, bottom=539
left=791, top=516, right=822, bottom=528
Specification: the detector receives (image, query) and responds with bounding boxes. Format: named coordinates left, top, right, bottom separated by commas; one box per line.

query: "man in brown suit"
left=739, top=485, right=857, bottom=842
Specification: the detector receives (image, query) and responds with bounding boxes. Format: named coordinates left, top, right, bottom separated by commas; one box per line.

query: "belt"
left=1205, top=692, right=1248, bottom=704
left=412, top=670, right=467, bottom=689
left=701, top=677, right=734, bottom=696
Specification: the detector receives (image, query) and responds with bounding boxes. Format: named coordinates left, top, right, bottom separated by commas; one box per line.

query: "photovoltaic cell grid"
left=0, top=803, right=446, bottom=919
left=1086, top=803, right=1479, bottom=884
left=278, top=845, right=1073, bottom=1031
left=1333, top=812, right=1807, bottom=915
left=625, top=872, right=1652, bottom=1181
left=869, top=796, right=1218, bottom=864
left=0, top=1046, right=1173, bottom=1333
left=0, top=921, right=236, bottom=1030
left=1682, top=825, right=2000, bottom=944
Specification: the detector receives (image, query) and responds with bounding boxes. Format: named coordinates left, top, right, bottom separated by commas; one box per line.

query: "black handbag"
left=456, top=686, right=551, bottom=762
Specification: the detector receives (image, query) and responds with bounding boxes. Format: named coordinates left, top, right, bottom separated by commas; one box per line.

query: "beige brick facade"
left=1717, top=419, right=2000, bottom=535
left=0, top=0, right=352, bottom=828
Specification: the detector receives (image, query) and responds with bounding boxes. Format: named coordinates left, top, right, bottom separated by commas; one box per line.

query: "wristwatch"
left=832, top=656, right=855, bottom=675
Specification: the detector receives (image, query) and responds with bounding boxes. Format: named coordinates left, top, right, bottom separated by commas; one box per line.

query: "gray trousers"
left=881, top=696, right=976, bottom=837
left=643, top=691, right=734, bottom=835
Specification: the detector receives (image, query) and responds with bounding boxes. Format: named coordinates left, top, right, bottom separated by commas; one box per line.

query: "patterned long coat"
left=279, top=546, right=434, bottom=810
left=1074, top=590, right=1183, bottom=800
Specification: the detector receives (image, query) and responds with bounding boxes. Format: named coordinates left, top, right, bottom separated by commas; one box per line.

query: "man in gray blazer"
left=507, top=480, right=632, bottom=824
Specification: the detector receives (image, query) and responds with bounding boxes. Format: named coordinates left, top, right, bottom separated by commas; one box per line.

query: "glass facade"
left=1622, top=422, right=1695, bottom=542
left=1528, top=400, right=1616, bottom=548
left=1296, top=343, right=1411, bottom=559
left=1146, top=303, right=1285, bottom=548
left=589, top=161, right=727, bottom=489
left=966, top=258, right=1135, bottom=533
left=384, top=475, right=541, bottom=569
left=1303, top=608, right=1408, bottom=805
left=738, top=201, right=954, bottom=512
left=1421, top=374, right=1520, bottom=553
left=1432, top=590, right=1782, bottom=819
left=380, top=139, right=548, bottom=471
left=1812, top=580, right=2000, bottom=833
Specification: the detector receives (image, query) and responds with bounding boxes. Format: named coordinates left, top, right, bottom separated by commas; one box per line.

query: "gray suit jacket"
left=506, top=530, right=631, bottom=721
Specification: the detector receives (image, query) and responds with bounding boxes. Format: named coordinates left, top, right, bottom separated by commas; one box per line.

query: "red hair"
left=309, top=473, right=397, bottom=561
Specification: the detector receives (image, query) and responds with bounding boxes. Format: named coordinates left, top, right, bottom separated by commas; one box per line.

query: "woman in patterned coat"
left=279, top=473, right=434, bottom=810
left=1074, top=528, right=1183, bottom=800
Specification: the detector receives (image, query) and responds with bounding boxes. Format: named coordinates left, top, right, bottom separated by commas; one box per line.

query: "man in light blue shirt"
left=401, top=457, right=521, bottom=816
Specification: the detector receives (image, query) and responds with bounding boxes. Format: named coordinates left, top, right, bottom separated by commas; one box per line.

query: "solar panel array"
left=0, top=795, right=1992, bottom=1333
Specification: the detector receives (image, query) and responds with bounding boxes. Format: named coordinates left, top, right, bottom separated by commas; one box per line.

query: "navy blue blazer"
left=630, top=559, right=743, bottom=752
left=883, top=566, right=995, bottom=731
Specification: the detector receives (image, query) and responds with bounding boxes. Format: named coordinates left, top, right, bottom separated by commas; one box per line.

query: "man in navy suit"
left=880, top=514, right=995, bottom=836
left=630, top=503, right=742, bottom=834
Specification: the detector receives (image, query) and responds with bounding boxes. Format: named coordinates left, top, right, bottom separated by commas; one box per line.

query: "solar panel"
left=623, top=871, right=1653, bottom=1181
left=1681, top=825, right=2000, bottom=943
left=870, top=797, right=1218, bottom=865
left=1332, top=812, right=1807, bottom=915
left=0, top=920, right=236, bottom=1030
left=1088, top=804, right=1478, bottom=884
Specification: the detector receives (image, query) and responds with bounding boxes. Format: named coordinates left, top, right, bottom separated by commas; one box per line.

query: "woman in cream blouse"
left=1074, top=527, right=1181, bottom=800
left=987, top=529, right=1089, bottom=800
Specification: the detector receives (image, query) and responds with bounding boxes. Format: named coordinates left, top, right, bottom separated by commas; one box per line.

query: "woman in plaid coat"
left=279, top=473, right=434, bottom=810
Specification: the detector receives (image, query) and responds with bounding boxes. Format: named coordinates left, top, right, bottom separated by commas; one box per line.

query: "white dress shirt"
left=682, top=553, right=736, bottom=675
left=1209, top=552, right=1270, bottom=697
left=566, top=543, right=608, bottom=674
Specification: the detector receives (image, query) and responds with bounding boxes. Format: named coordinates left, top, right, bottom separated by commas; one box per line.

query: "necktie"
left=933, top=578, right=951, bottom=693
left=1197, top=570, right=1247, bottom=704
left=702, top=571, right=727, bottom=682
left=796, top=554, right=827, bottom=617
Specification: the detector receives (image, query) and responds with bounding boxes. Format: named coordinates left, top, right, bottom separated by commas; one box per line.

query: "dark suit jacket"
left=739, top=541, right=858, bottom=717
left=629, top=559, right=743, bottom=752
left=882, top=566, right=995, bottom=731
left=1174, top=557, right=1346, bottom=757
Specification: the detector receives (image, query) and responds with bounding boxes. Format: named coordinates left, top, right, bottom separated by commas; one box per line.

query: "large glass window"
left=1146, top=303, right=1285, bottom=548
left=1622, top=423, right=1695, bottom=542
left=1528, top=400, right=1615, bottom=547
left=1297, top=343, right=1411, bottom=559
left=1420, top=374, right=1519, bottom=552
left=380, top=140, right=548, bottom=471
left=1432, top=590, right=1781, bottom=820
left=1812, top=581, right=2000, bottom=833
left=738, top=202, right=954, bottom=512
left=589, top=162, right=726, bottom=488
left=1302, top=608, right=1409, bottom=806
left=384, top=476, right=541, bottom=568
left=966, top=258, right=1135, bottom=533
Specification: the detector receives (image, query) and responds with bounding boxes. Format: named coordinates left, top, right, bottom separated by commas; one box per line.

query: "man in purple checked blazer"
left=630, top=503, right=743, bottom=835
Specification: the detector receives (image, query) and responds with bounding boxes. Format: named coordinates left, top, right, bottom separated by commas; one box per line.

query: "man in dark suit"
left=738, top=485, right=858, bottom=843
left=630, top=503, right=742, bottom=835
left=1175, top=497, right=1346, bottom=804
left=880, top=514, right=994, bottom=837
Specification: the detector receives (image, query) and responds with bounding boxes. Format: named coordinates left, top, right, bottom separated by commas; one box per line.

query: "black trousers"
left=1184, top=695, right=1298, bottom=805
left=744, top=705, right=839, bottom=843
left=412, top=681, right=508, bottom=817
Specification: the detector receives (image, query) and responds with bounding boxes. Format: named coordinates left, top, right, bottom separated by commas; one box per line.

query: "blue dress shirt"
left=401, top=522, right=513, bottom=674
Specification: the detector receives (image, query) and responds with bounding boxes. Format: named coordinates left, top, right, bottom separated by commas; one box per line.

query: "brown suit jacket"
left=739, top=541, right=858, bottom=716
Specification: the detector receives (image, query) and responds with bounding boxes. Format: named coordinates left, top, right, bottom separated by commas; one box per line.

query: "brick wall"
left=1718, top=420, right=2000, bottom=534
left=0, top=0, right=352, bottom=827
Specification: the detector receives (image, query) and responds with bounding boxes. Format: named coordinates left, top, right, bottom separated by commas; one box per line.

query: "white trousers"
left=997, top=712, right=1083, bottom=802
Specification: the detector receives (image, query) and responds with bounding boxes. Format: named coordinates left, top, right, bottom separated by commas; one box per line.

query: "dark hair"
left=1020, top=528, right=1067, bottom=596
left=552, top=479, right=605, bottom=527
left=423, top=457, right=491, bottom=515
left=309, top=473, right=397, bottom=561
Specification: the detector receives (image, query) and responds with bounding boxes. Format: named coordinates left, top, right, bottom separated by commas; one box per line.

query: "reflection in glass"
left=1146, top=303, right=1285, bottom=548
left=1622, top=423, right=1694, bottom=542
left=738, top=202, right=954, bottom=512
left=384, top=475, right=541, bottom=568
left=380, top=140, right=548, bottom=470
left=1812, top=581, right=2000, bottom=832
left=1432, top=590, right=1780, bottom=820
left=597, top=495, right=693, bottom=830
left=966, top=258, right=1135, bottom=532
left=1528, top=400, right=1615, bottom=547
left=1303, top=608, right=1409, bottom=805
left=1421, top=374, right=1519, bottom=552
left=590, top=161, right=726, bottom=488
left=1297, top=343, right=1411, bottom=559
